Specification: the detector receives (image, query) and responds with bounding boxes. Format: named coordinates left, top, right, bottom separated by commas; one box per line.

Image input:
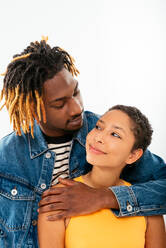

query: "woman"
left=38, top=105, right=166, bottom=248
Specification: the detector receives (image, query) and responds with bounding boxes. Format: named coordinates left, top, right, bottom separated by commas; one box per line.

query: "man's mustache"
left=67, top=110, right=84, bottom=123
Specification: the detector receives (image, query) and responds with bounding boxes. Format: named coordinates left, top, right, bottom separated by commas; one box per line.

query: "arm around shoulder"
left=145, top=215, right=166, bottom=248
left=38, top=183, right=67, bottom=248
left=111, top=150, right=166, bottom=217
left=38, top=211, right=65, bottom=248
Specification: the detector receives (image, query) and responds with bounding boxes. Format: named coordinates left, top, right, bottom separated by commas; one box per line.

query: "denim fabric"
left=112, top=150, right=166, bottom=216
left=0, top=110, right=165, bottom=247
left=0, top=111, right=98, bottom=247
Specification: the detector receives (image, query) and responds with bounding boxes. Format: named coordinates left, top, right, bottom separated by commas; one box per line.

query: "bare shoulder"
left=145, top=215, right=166, bottom=248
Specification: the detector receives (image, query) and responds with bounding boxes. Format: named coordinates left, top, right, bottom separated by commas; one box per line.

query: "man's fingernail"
left=47, top=216, right=54, bottom=221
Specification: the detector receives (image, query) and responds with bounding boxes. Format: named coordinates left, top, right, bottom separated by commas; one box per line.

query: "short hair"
left=0, top=38, right=79, bottom=137
left=108, top=105, right=153, bottom=152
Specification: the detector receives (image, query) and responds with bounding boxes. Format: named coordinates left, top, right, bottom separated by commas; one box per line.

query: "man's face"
left=39, top=68, right=84, bottom=137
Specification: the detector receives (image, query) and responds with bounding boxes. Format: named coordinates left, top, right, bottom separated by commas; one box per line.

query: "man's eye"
left=51, top=100, right=65, bottom=109
left=111, top=132, right=121, bottom=138
left=54, top=105, right=64, bottom=109
left=73, top=89, right=80, bottom=96
left=52, top=103, right=65, bottom=109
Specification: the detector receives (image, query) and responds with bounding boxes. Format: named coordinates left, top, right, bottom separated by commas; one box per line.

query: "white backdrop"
left=0, top=0, right=165, bottom=161
left=0, top=0, right=166, bottom=220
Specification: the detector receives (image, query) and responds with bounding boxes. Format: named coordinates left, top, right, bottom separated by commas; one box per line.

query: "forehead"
left=100, top=110, right=133, bottom=132
left=43, top=68, right=77, bottom=101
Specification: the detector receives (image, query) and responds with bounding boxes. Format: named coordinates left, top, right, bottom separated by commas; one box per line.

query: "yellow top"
left=65, top=176, right=146, bottom=248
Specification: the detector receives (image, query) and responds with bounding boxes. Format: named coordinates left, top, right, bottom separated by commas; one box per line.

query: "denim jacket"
left=0, top=111, right=165, bottom=247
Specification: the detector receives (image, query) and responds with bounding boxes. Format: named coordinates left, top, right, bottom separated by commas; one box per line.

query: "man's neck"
left=42, top=132, right=73, bottom=144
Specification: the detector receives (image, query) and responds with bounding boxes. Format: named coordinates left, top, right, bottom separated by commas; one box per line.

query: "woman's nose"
left=94, top=133, right=104, bottom=144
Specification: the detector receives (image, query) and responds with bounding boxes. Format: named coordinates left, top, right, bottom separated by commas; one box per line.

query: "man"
left=0, top=38, right=165, bottom=247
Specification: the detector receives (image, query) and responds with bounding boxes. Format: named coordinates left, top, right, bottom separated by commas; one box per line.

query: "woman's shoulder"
left=73, top=176, right=84, bottom=183
left=119, top=179, right=131, bottom=186
left=74, top=176, right=131, bottom=187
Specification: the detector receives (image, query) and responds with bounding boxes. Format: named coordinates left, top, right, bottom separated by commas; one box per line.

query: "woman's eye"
left=111, top=132, right=120, bottom=138
left=95, top=124, right=101, bottom=130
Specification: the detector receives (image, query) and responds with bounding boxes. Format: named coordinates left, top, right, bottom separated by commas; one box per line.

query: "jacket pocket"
left=0, top=224, right=7, bottom=248
left=0, top=176, right=35, bottom=247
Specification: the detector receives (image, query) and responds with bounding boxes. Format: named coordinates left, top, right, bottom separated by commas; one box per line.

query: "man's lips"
left=68, top=115, right=83, bottom=126
left=89, top=145, right=106, bottom=155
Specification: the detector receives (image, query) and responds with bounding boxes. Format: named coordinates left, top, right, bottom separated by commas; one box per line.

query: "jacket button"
left=0, top=229, right=4, bottom=236
left=11, top=188, right=18, bottom=196
left=127, top=204, right=133, bottom=212
left=40, top=183, right=46, bottom=189
left=45, top=152, right=51, bottom=159
left=32, top=220, right=37, bottom=226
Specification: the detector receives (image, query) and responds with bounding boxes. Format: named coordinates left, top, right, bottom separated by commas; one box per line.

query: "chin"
left=86, top=155, right=96, bottom=166
left=65, top=126, right=82, bottom=133
left=71, top=122, right=83, bottom=131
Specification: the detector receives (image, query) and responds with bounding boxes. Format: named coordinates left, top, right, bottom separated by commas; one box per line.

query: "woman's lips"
left=89, top=145, right=106, bottom=155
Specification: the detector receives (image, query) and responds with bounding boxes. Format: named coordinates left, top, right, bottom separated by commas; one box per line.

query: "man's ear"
left=125, top=148, right=143, bottom=164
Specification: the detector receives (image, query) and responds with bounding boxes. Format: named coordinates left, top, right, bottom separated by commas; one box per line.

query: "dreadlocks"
left=0, top=38, right=79, bottom=137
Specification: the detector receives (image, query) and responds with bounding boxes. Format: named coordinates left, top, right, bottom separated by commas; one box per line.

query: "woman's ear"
left=125, top=148, right=143, bottom=165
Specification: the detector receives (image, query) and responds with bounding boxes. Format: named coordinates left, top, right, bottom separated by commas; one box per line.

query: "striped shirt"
left=48, top=141, right=72, bottom=185
left=42, top=132, right=73, bottom=186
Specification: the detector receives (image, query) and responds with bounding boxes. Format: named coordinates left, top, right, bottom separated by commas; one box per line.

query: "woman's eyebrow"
left=112, top=125, right=126, bottom=134
left=98, top=119, right=126, bottom=134
left=98, top=119, right=104, bottom=124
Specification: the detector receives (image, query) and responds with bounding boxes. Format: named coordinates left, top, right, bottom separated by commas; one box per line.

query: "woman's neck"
left=82, top=166, right=123, bottom=189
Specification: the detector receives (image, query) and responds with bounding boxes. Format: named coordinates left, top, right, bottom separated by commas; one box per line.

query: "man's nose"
left=68, top=97, right=83, bottom=116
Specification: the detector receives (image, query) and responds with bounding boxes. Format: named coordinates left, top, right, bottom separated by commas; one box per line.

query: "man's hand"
left=38, top=178, right=119, bottom=220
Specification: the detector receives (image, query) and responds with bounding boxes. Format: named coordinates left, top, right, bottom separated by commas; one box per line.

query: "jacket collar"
left=73, top=112, right=88, bottom=147
left=28, top=112, right=89, bottom=159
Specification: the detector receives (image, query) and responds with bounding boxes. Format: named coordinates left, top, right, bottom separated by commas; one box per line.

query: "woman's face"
left=86, top=110, right=139, bottom=170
